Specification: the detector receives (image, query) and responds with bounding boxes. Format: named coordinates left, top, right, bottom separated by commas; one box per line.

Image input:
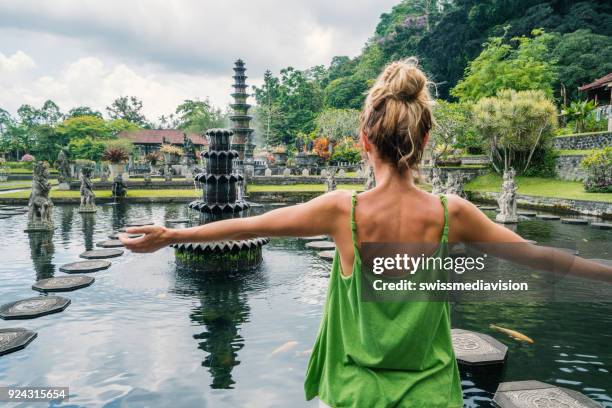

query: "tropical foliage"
left=581, top=147, right=612, bottom=193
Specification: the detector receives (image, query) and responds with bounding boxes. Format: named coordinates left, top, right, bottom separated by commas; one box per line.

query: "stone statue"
left=26, top=162, right=54, bottom=231
left=444, top=172, right=465, bottom=198
left=364, top=164, right=376, bottom=191
left=100, top=165, right=109, bottom=182
left=325, top=168, right=337, bottom=192
left=430, top=167, right=444, bottom=195
left=56, top=149, right=71, bottom=189
left=111, top=174, right=128, bottom=199
left=78, top=166, right=96, bottom=213
left=306, top=139, right=314, bottom=152
left=182, top=133, right=196, bottom=165
left=496, top=168, right=518, bottom=224
left=296, top=137, right=305, bottom=153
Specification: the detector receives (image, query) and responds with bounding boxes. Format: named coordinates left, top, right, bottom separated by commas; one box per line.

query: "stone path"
left=535, top=215, right=560, bottom=221
left=108, top=232, right=142, bottom=239
left=561, top=218, right=588, bottom=225
left=451, top=328, right=507, bottom=366
left=591, top=222, right=612, bottom=230
left=0, top=296, right=71, bottom=320
left=32, top=276, right=95, bottom=293
left=299, top=235, right=328, bottom=241
left=493, top=380, right=600, bottom=408
left=305, top=241, right=336, bottom=250
left=79, top=249, right=123, bottom=259
left=317, top=250, right=335, bottom=260
left=0, top=328, right=37, bottom=356
left=517, top=211, right=537, bottom=217
left=97, top=240, right=125, bottom=248
left=60, top=260, right=111, bottom=273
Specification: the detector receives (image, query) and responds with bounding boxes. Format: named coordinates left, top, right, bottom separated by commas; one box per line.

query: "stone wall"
left=553, top=131, right=612, bottom=150
left=469, top=191, right=612, bottom=219
left=251, top=176, right=364, bottom=185
left=554, top=155, right=587, bottom=181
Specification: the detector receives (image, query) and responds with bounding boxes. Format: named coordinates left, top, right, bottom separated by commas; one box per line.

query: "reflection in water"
left=27, top=230, right=55, bottom=280
left=81, top=212, right=96, bottom=251
left=59, top=205, right=74, bottom=241
left=174, top=265, right=265, bottom=389
left=111, top=202, right=128, bottom=229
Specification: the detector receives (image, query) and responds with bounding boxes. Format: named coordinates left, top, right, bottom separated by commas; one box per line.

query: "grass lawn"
left=0, top=180, right=58, bottom=189
left=466, top=174, right=612, bottom=203
left=556, top=149, right=596, bottom=156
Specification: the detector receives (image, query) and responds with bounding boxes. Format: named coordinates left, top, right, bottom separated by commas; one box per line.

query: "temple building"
left=579, top=72, right=612, bottom=131
left=118, top=129, right=207, bottom=155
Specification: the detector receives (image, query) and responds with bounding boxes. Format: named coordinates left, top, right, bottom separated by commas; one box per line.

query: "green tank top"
left=304, top=191, right=463, bottom=407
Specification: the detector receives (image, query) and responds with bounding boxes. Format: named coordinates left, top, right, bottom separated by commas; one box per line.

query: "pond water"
left=0, top=203, right=611, bottom=407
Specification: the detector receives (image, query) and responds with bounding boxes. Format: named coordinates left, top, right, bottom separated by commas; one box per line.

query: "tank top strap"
left=439, top=194, right=449, bottom=242
left=350, top=191, right=358, bottom=250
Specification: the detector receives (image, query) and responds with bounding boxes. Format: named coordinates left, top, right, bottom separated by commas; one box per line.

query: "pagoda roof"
left=579, top=72, right=612, bottom=92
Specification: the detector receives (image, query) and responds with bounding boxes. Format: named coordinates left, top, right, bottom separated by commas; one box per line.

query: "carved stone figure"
left=364, top=164, right=376, bottom=191
left=100, top=165, right=109, bottom=182
left=325, top=168, right=337, bottom=192
left=306, top=139, right=314, bottom=152
left=295, top=137, right=304, bottom=153
left=444, top=172, right=465, bottom=198
left=496, top=168, right=518, bottom=224
left=111, top=174, right=128, bottom=199
left=78, top=167, right=96, bottom=213
left=182, top=133, right=196, bottom=165
left=56, top=149, right=71, bottom=190
left=26, top=162, right=54, bottom=231
left=430, top=167, right=444, bottom=195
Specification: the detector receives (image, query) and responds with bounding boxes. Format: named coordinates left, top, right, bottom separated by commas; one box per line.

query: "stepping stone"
left=32, top=275, right=94, bottom=292
left=299, top=235, right=328, bottom=241
left=451, top=328, right=507, bottom=366
left=108, top=232, right=142, bottom=239
left=0, top=215, right=11, bottom=219
left=59, top=260, right=111, bottom=274
left=493, top=380, right=600, bottom=408
left=561, top=218, right=588, bottom=225
left=535, top=215, right=560, bottom=220
left=525, top=240, right=537, bottom=245
left=125, top=221, right=154, bottom=227
left=479, top=206, right=497, bottom=211
left=591, top=222, right=612, bottom=230
left=589, top=259, right=612, bottom=267
left=97, top=240, right=124, bottom=248
left=0, top=296, right=70, bottom=320
left=79, top=248, right=123, bottom=259
left=0, top=328, right=38, bottom=356
left=517, top=211, right=537, bottom=217
left=317, top=250, right=335, bottom=260
left=305, top=241, right=336, bottom=250
left=450, top=243, right=467, bottom=256
left=166, top=218, right=189, bottom=224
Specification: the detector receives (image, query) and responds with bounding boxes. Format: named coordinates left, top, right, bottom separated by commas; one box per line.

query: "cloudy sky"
left=0, top=0, right=396, bottom=122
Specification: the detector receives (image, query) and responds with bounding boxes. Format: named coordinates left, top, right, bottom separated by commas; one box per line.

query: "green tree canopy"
left=106, top=96, right=149, bottom=127
left=175, top=99, right=225, bottom=133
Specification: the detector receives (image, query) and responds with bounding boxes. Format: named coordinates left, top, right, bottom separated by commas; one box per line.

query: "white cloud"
left=0, top=0, right=397, bottom=119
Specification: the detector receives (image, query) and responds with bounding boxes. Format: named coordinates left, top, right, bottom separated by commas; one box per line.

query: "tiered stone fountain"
left=173, top=128, right=268, bottom=271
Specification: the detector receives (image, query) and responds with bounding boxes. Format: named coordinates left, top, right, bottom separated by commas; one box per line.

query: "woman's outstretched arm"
left=119, top=190, right=345, bottom=253
left=449, top=195, right=612, bottom=283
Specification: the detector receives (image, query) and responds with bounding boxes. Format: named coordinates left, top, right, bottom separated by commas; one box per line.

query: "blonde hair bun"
left=379, top=57, right=428, bottom=102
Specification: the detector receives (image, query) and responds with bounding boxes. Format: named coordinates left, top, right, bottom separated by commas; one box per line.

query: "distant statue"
left=295, top=137, right=304, bottom=153
left=182, top=133, right=196, bottom=165
left=26, top=162, right=54, bottom=231
left=444, top=172, right=465, bottom=198
left=306, top=139, right=314, bottom=152
left=496, top=168, right=518, bottom=224
left=430, top=167, right=444, bottom=195
left=111, top=174, right=128, bottom=199
left=325, top=168, right=337, bottom=192
left=78, top=166, right=96, bottom=213
left=56, top=149, right=71, bottom=188
left=100, top=165, right=109, bottom=182
left=364, top=164, right=376, bottom=191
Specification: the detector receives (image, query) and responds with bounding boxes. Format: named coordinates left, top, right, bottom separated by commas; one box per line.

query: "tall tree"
left=106, top=96, right=148, bottom=127
left=67, top=106, right=103, bottom=119
left=174, top=99, right=224, bottom=133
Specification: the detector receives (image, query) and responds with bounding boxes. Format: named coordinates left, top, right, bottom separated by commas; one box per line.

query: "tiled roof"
left=118, top=129, right=207, bottom=145
left=579, top=72, right=612, bottom=92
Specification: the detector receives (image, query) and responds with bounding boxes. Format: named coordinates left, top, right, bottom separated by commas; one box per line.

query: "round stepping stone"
left=451, top=328, right=508, bottom=366
left=299, top=235, right=328, bottom=241
left=317, top=250, right=335, bottom=260
left=166, top=218, right=189, bottom=224
left=108, top=232, right=142, bottom=239
left=535, top=214, right=560, bottom=220
left=59, top=260, right=111, bottom=274
left=0, top=215, right=11, bottom=219
left=305, top=241, right=336, bottom=250
left=561, top=218, right=588, bottom=225
left=97, top=240, right=124, bottom=248
left=0, top=328, right=37, bottom=356
left=0, top=296, right=70, bottom=320
left=591, top=222, right=612, bottom=230
left=125, top=221, right=154, bottom=227
left=79, top=248, right=123, bottom=259
left=493, top=380, right=600, bottom=408
left=479, top=206, right=497, bottom=211
left=450, top=243, right=467, bottom=256
left=517, top=211, right=537, bottom=217
left=32, top=275, right=94, bottom=292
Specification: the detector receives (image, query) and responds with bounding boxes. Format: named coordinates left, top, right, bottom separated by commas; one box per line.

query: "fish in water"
left=270, top=341, right=299, bottom=356
left=490, top=324, right=534, bottom=344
